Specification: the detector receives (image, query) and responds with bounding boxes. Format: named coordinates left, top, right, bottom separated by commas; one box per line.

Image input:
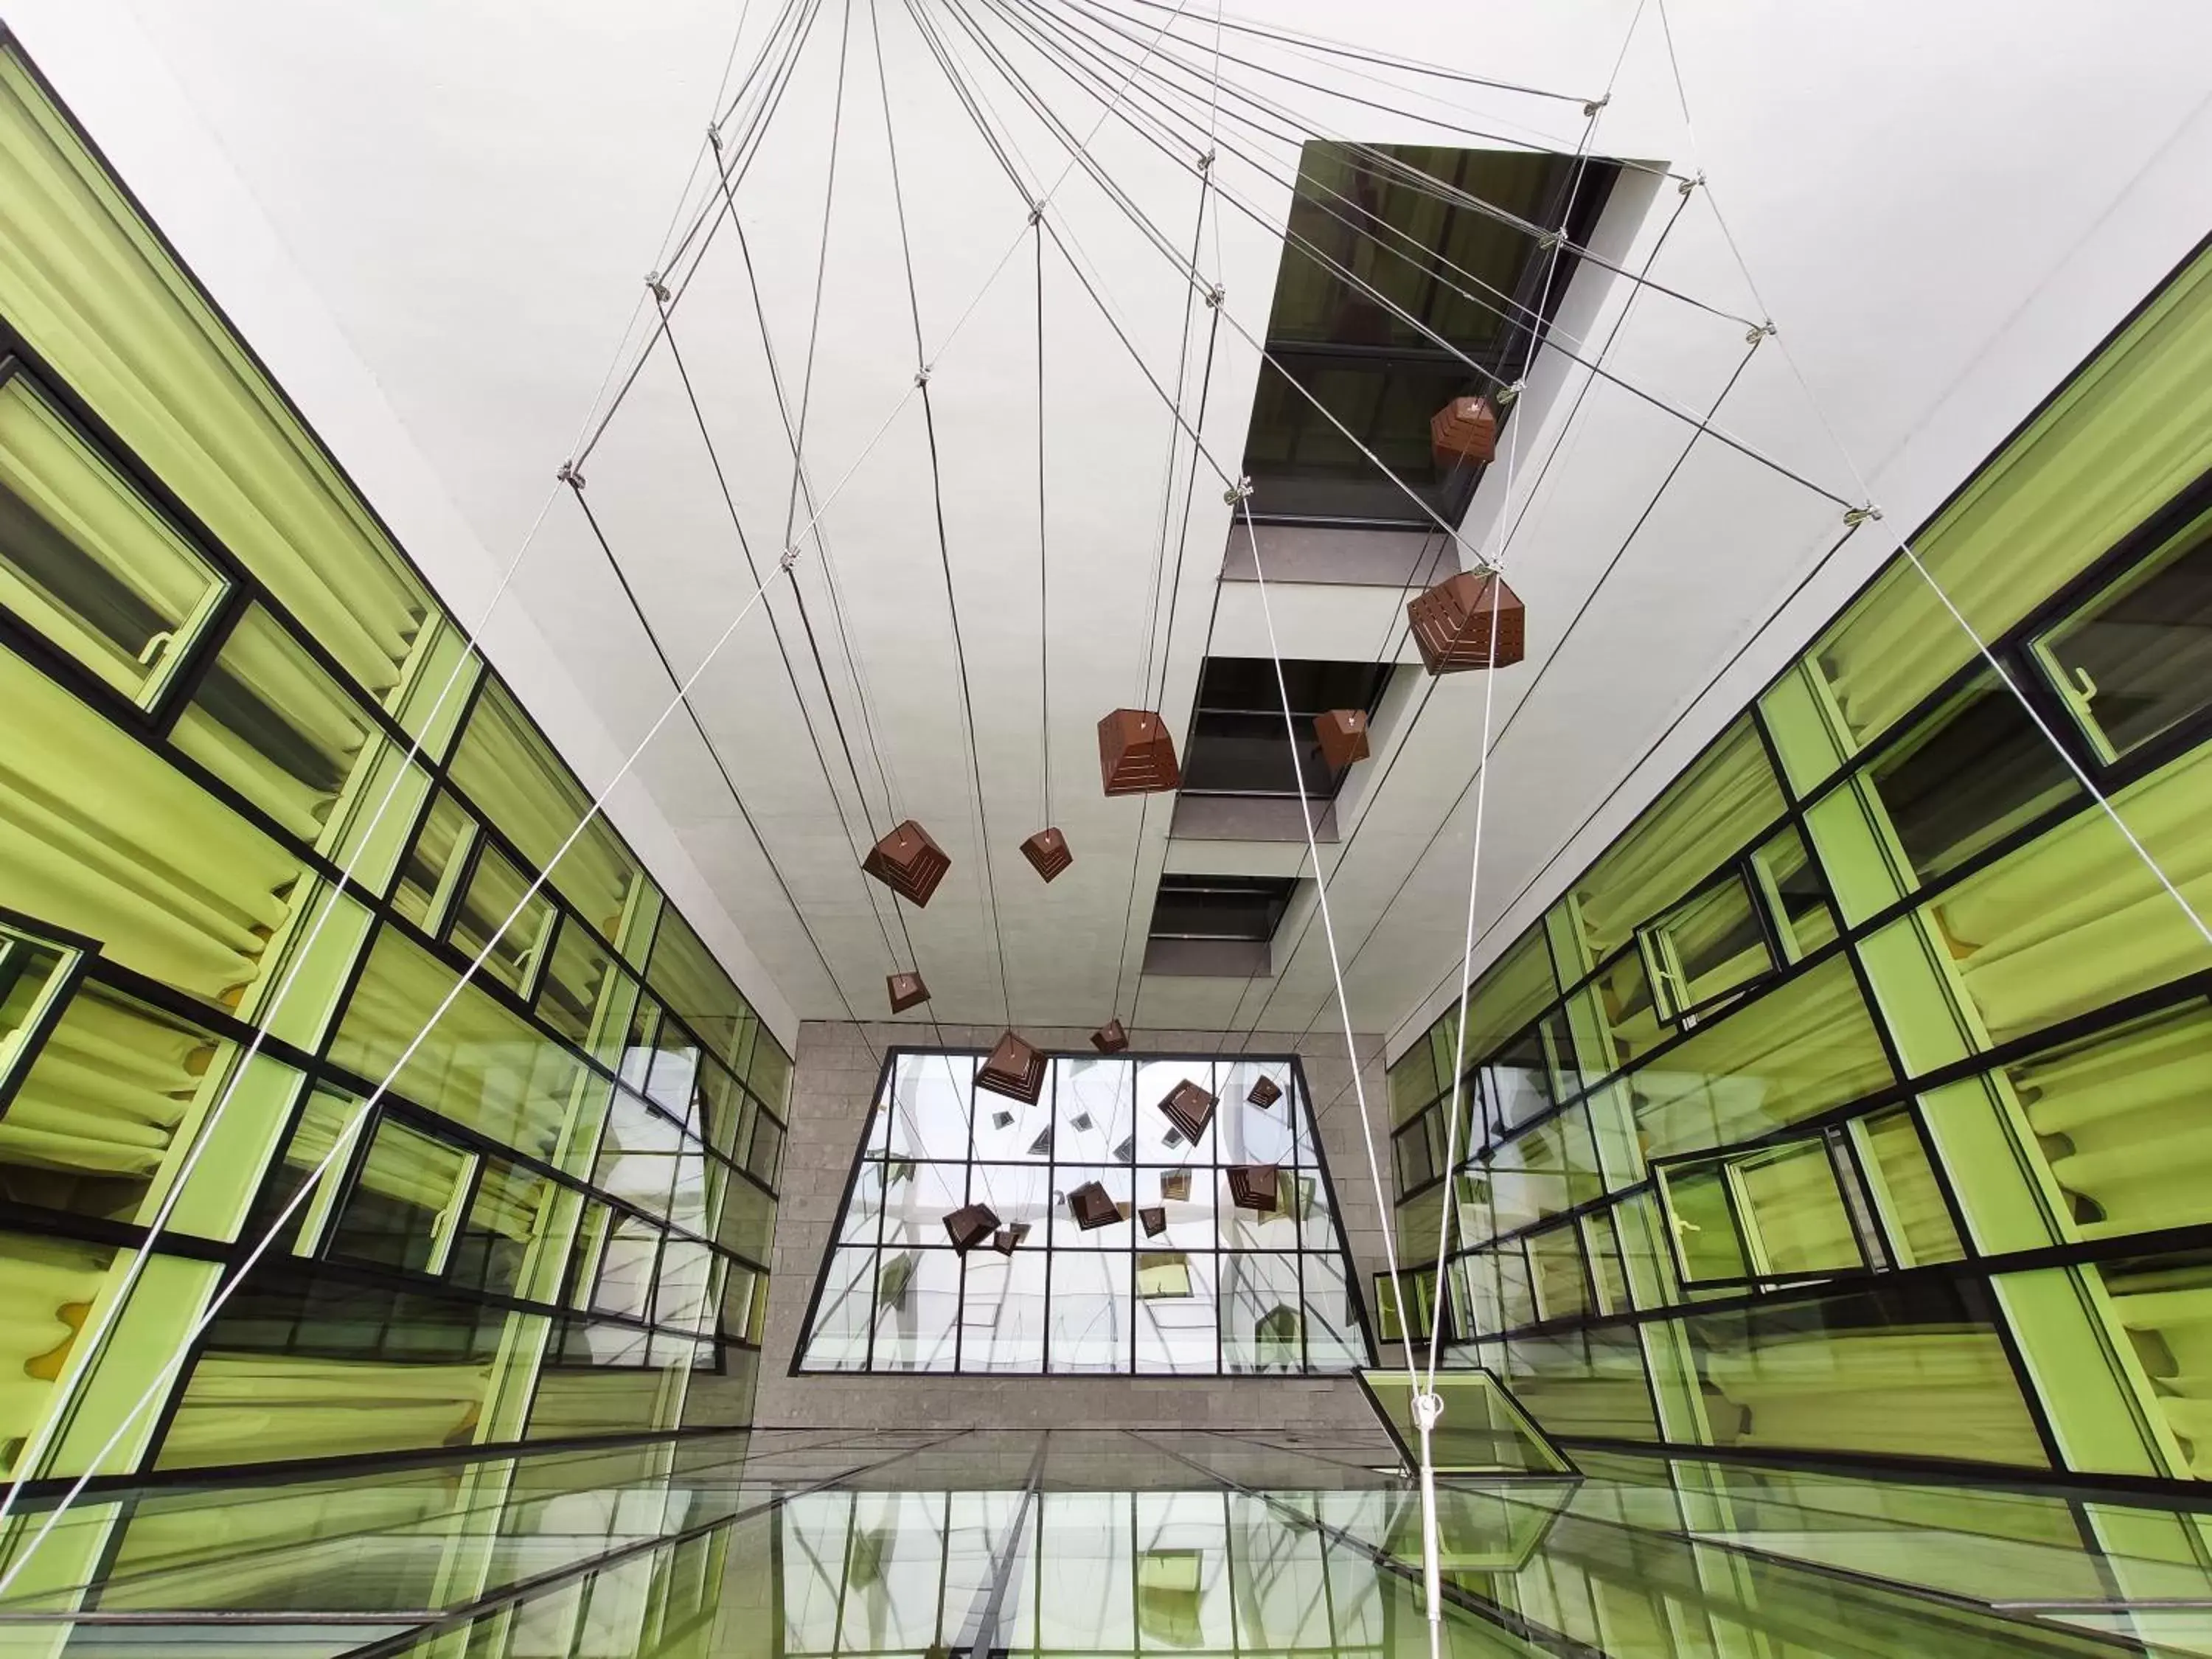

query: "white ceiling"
left=14, top=0, right=2211, bottom=1057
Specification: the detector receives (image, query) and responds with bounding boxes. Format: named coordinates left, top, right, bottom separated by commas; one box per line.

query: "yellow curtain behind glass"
left=0, top=984, right=206, bottom=1198
left=1573, top=720, right=1784, bottom=959
left=1934, top=746, right=2212, bottom=1046
left=0, top=1235, right=111, bottom=1476
left=159, top=1354, right=490, bottom=1468
left=0, top=51, right=428, bottom=700
left=447, top=682, right=639, bottom=942
left=0, top=649, right=296, bottom=1002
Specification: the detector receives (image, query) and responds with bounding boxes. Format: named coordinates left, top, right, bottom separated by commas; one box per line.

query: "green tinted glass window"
left=389, top=789, right=474, bottom=933
left=1638, top=868, right=1777, bottom=1023
left=324, top=1117, right=473, bottom=1276
left=445, top=843, right=555, bottom=998
left=0, top=370, right=227, bottom=708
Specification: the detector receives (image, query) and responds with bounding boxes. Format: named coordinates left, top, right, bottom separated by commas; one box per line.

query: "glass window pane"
left=959, top=1247, right=1047, bottom=1372
left=1750, top=824, right=1839, bottom=961
left=1735, top=1138, right=1864, bottom=1277
left=803, top=1247, right=874, bottom=1371
left=0, top=371, right=227, bottom=708
left=1526, top=1220, right=1590, bottom=1323
left=1856, top=1106, right=1966, bottom=1267
left=536, top=913, right=615, bottom=1046
left=446, top=1157, right=549, bottom=1300
left=1640, top=869, right=1777, bottom=1022
left=1135, top=1251, right=1217, bottom=1374
left=389, top=790, right=474, bottom=933
left=2034, top=507, right=2212, bottom=764
left=325, top=1117, right=472, bottom=1276
left=1048, top=1250, right=1131, bottom=1374
left=445, top=843, right=557, bottom=998
left=1658, top=1161, right=1749, bottom=1284
left=1220, top=1254, right=1304, bottom=1374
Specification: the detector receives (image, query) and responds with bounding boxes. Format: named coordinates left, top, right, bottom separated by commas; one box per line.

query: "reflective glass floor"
left=5, top=1428, right=2212, bottom=1656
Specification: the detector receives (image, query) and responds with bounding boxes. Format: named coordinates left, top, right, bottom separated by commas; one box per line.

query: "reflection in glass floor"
left=4, top=1428, right=2211, bottom=1656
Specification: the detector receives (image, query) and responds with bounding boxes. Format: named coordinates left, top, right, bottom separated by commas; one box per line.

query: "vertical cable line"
left=1035, top=221, right=1053, bottom=831
left=1653, top=0, right=2212, bottom=953
left=0, top=0, right=814, bottom=1557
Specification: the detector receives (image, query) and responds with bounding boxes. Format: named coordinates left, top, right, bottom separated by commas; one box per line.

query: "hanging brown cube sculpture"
left=1098, top=709, right=1181, bottom=796
left=1138, top=1205, right=1167, bottom=1237
left=1247, top=1074, right=1283, bottom=1110
left=1407, top=570, right=1526, bottom=675
left=975, top=1029, right=1048, bottom=1105
left=1067, top=1180, right=1119, bottom=1231
left=942, top=1202, right=1001, bottom=1253
left=1430, top=394, right=1498, bottom=469
left=1159, top=1169, right=1192, bottom=1203
left=886, top=972, right=931, bottom=1013
left=1156, top=1079, right=1217, bottom=1144
left=992, top=1222, right=1032, bottom=1256
left=1019, top=827, right=1073, bottom=882
left=862, top=819, right=952, bottom=906
left=1315, top=709, right=1370, bottom=770
left=1227, top=1164, right=1281, bottom=1214
left=1091, top=1019, right=1130, bottom=1054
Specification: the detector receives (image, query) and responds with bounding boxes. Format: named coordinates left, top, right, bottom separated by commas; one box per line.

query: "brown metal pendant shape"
left=1227, top=1164, right=1281, bottom=1214
left=1430, top=394, right=1498, bottom=469
left=1138, top=1205, right=1167, bottom=1237
left=1091, top=1018, right=1130, bottom=1054
left=862, top=819, right=952, bottom=906
left=975, top=1029, right=1048, bottom=1105
left=1407, top=570, right=1526, bottom=675
left=1247, top=1074, right=1282, bottom=1110
left=943, top=1203, right=1001, bottom=1253
left=992, top=1222, right=1032, bottom=1256
left=1067, top=1180, right=1119, bottom=1231
left=1159, top=1169, right=1192, bottom=1202
left=1156, top=1079, right=1217, bottom=1144
left=886, top=972, right=930, bottom=1013
left=1020, top=827, right=1073, bottom=882
left=1098, top=709, right=1181, bottom=796
left=1315, top=709, right=1370, bottom=770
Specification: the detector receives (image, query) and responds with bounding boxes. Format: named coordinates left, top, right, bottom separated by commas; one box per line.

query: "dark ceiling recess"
left=1241, top=141, right=1616, bottom=528
left=1149, top=873, right=1298, bottom=946
left=1183, top=657, right=1391, bottom=802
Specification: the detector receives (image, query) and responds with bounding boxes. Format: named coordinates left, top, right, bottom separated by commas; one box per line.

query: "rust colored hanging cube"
left=1227, top=1164, right=1281, bottom=1214
left=862, top=819, right=952, bottom=906
left=1097, top=709, right=1181, bottom=796
left=1091, top=1019, right=1130, bottom=1054
left=1067, top=1180, right=1119, bottom=1231
left=992, top=1222, right=1032, bottom=1256
left=1430, top=394, right=1498, bottom=469
left=1156, top=1079, right=1217, bottom=1144
left=943, top=1202, right=1001, bottom=1253
left=975, top=1029, right=1047, bottom=1105
left=1315, top=709, right=1370, bottom=770
left=1247, top=1074, right=1282, bottom=1110
left=1138, top=1204, right=1167, bottom=1237
left=1407, top=570, right=1526, bottom=675
left=886, top=972, right=930, bottom=1013
left=1019, top=827, right=1073, bottom=882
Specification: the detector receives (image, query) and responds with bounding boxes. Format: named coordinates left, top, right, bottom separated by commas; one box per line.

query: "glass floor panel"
left=3, top=1428, right=2209, bottom=1655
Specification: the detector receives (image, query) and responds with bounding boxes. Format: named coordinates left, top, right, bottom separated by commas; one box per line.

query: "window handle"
left=2070, top=664, right=2099, bottom=705
left=136, top=629, right=174, bottom=667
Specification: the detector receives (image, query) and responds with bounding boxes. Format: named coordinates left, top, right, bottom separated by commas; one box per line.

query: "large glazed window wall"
left=0, top=39, right=787, bottom=1507
left=1386, top=240, right=2212, bottom=1486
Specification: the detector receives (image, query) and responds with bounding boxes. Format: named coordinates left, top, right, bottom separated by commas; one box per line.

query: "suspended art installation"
left=1157, top=1078, right=1217, bottom=1144
left=1407, top=570, right=1526, bottom=675
left=1067, top=1180, right=1119, bottom=1231
left=942, top=1202, right=1000, bottom=1253
left=862, top=819, right=952, bottom=905
left=1315, top=709, right=1370, bottom=769
left=1160, top=1169, right=1192, bottom=1203
left=1228, top=1164, right=1281, bottom=1214
left=1430, top=394, right=1498, bottom=468
left=1026, top=1127, right=1052, bottom=1158
left=1113, top=1135, right=1135, bottom=1165
left=1020, top=827, right=1072, bottom=881
left=975, top=1029, right=1047, bottom=1105
left=992, top=1222, right=1032, bottom=1256
left=990, top=1110, right=1014, bottom=1130
left=1138, top=1205, right=1167, bottom=1237
left=886, top=971, right=930, bottom=1013
left=1247, top=1074, right=1283, bottom=1110
left=1091, top=1019, right=1130, bottom=1054
left=1098, top=709, right=1181, bottom=795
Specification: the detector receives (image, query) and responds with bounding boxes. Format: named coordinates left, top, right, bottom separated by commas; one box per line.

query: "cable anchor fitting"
left=706, top=122, right=725, bottom=155
left=1222, top=476, right=1253, bottom=506
left=1678, top=169, right=1705, bottom=198
left=556, top=460, right=585, bottom=491
left=1026, top=200, right=1044, bottom=227
left=1493, top=380, right=1527, bottom=409
left=1204, top=283, right=1226, bottom=310
left=1843, top=504, right=1884, bottom=528
left=1411, top=1391, right=1444, bottom=1433
left=1582, top=94, right=1609, bottom=118
left=645, top=271, right=672, bottom=306
left=1196, top=147, right=1216, bottom=173
left=778, top=546, right=801, bottom=573
left=1747, top=320, right=1776, bottom=347
left=914, top=365, right=932, bottom=389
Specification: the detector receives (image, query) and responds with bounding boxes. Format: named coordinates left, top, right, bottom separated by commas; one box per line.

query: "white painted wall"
left=12, top=0, right=2210, bottom=1062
